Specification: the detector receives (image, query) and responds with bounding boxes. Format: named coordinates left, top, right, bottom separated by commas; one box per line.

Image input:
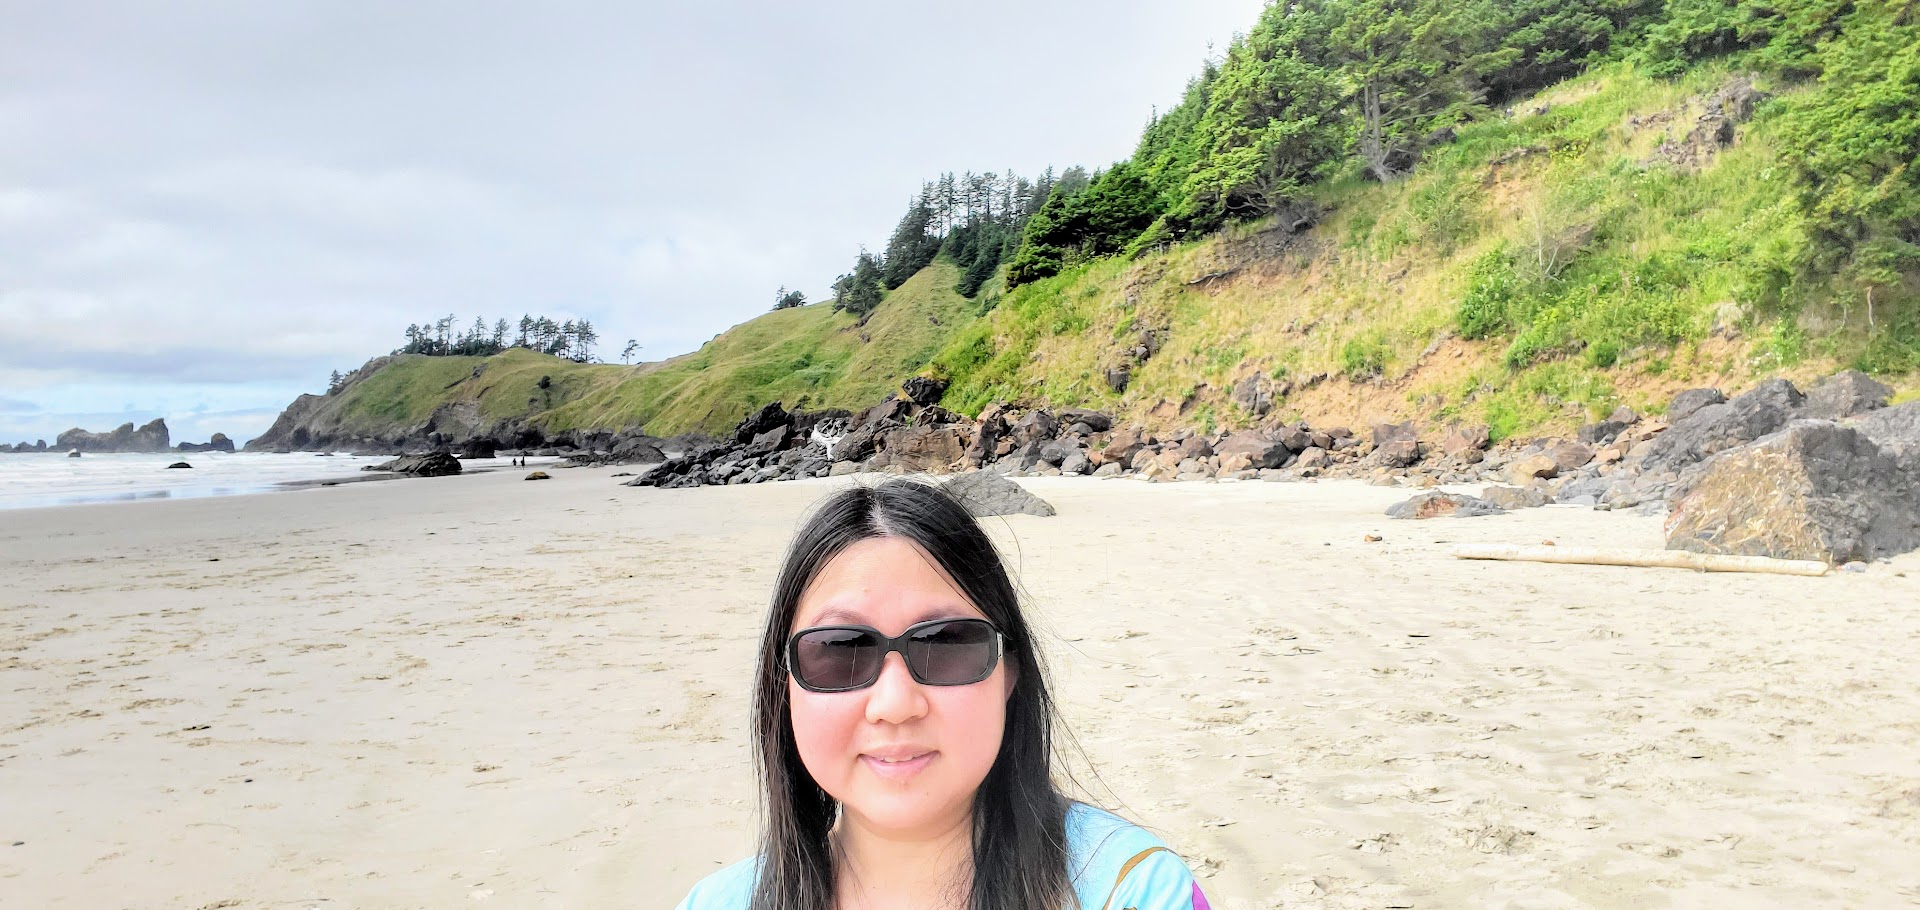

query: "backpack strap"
left=1099, top=846, right=1175, bottom=910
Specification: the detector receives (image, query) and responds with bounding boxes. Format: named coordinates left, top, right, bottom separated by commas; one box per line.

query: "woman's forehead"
left=793, top=537, right=984, bottom=629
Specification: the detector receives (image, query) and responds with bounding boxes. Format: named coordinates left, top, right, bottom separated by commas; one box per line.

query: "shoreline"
left=0, top=452, right=563, bottom=512
left=4, top=467, right=1918, bottom=907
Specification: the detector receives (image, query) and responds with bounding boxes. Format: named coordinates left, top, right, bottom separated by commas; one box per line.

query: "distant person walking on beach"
left=677, top=478, right=1211, bottom=909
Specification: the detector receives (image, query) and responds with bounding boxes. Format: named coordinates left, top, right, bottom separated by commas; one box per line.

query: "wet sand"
left=3, top=467, right=1917, bottom=908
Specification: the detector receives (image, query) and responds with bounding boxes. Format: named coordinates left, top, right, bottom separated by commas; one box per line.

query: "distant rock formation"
left=178, top=433, right=235, bottom=453
left=55, top=419, right=172, bottom=453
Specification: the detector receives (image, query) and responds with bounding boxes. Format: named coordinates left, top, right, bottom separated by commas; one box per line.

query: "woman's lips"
left=860, top=750, right=936, bottom=780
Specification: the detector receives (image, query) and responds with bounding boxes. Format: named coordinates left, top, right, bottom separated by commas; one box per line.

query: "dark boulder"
left=1215, top=431, right=1290, bottom=469
left=1174, top=435, right=1214, bottom=460
left=366, top=453, right=462, bottom=477
left=1055, top=408, right=1113, bottom=434
left=1849, top=401, right=1920, bottom=459
left=902, top=376, right=949, bottom=407
left=1275, top=425, right=1312, bottom=454
left=834, top=419, right=896, bottom=464
left=733, top=402, right=791, bottom=445
left=167, top=461, right=192, bottom=469
left=1232, top=374, right=1273, bottom=417
left=965, top=410, right=1008, bottom=469
left=742, top=425, right=791, bottom=458
left=1666, top=421, right=1920, bottom=563
left=1100, top=428, right=1153, bottom=470
left=1577, top=417, right=1629, bottom=446
left=611, top=435, right=667, bottom=463
left=861, top=395, right=912, bottom=428
left=1009, top=410, right=1060, bottom=448
left=1371, top=421, right=1422, bottom=468
left=943, top=472, right=1056, bottom=518
left=1802, top=370, right=1893, bottom=421
left=1667, top=388, right=1727, bottom=424
left=1549, top=441, right=1595, bottom=473
left=1643, top=379, right=1804, bottom=476
left=915, top=405, right=965, bottom=427
left=1441, top=425, right=1491, bottom=459
left=459, top=437, right=498, bottom=459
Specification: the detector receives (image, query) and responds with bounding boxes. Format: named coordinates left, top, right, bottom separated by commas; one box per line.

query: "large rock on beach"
left=876, top=426, right=968, bottom=473
left=366, top=452, right=463, bottom=477
left=1371, top=421, right=1421, bottom=468
left=1665, top=421, right=1920, bottom=563
left=942, top=472, right=1057, bottom=518
left=1386, top=492, right=1505, bottom=520
left=1215, top=431, right=1291, bottom=469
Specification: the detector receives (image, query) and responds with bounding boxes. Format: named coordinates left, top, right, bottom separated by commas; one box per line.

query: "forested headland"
left=284, top=0, right=1919, bottom=447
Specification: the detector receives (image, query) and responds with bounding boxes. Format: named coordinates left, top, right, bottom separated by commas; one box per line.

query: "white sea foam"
left=0, top=452, right=516, bottom=510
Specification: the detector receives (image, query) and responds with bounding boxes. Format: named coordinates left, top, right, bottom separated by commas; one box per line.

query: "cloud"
left=0, top=0, right=1268, bottom=440
left=0, top=398, right=38, bottom=413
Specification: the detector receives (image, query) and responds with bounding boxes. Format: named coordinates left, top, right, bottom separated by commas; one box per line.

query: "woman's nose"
left=864, top=652, right=929, bottom=724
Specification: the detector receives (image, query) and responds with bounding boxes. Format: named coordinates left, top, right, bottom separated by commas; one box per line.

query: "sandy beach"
left=3, top=467, right=1918, bottom=909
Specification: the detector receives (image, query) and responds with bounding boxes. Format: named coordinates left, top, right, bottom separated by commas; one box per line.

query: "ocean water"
left=0, top=452, right=515, bottom=510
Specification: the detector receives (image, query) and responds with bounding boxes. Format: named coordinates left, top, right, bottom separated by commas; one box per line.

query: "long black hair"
left=749, top=477, right=1073, bottom=910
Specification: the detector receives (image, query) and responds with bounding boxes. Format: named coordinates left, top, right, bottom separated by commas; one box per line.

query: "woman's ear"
left=1003, top=655, right=1019, bottom=699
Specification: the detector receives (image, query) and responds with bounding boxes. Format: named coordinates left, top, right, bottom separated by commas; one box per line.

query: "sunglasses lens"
left=907, top=620, right=997, bottom=685
left=793, top=628, right=882, bottom=690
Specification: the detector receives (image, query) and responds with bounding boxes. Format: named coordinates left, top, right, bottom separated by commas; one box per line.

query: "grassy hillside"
left=322, top=259, right=981, bottom=438
left=929, top=62, right=1916, bottom=440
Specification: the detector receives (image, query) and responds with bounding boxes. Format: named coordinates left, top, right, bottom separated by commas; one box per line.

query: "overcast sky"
left=0, top=1, right=1266, bottom=446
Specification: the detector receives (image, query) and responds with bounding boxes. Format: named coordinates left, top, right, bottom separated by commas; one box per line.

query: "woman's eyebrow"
left=804, top=605, right=974, bottom=627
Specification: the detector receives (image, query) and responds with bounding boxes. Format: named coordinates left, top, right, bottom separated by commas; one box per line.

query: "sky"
left=0, top=1, right=1268, bottom=447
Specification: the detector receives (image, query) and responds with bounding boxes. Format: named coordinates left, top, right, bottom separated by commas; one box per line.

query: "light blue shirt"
left=675, top=803, right=1205, bottom=909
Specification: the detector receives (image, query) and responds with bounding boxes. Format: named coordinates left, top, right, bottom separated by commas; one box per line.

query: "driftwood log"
left=1451, top=544, right=1829, bottom=577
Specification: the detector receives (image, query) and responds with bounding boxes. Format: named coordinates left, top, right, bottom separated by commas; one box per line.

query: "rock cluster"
left=38, top=419, right=173, bottom=453
left=4, top=424, right=236, bottom=454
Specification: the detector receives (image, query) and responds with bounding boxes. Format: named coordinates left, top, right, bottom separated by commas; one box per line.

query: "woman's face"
left=788, top=536, right=1012, bottom=840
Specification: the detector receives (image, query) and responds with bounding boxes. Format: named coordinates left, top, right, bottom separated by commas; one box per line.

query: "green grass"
left=327, top=260, right=984, bottom=437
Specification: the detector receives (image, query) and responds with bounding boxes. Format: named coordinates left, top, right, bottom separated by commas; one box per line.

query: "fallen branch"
left=1451, top=544, right=1829, bottom=577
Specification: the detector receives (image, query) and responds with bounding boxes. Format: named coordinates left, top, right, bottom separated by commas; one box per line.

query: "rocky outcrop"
left=177, top=432, right=236, bottom=453
left=1665, top=421, right=1919, bottom=563
left=942, top=472, right=1056, bottom=518
left=57, top=419, right=172, bottom=453
left=1386, top=492, right=1505, bottom=519
left=364, top=453, right=462, bottom=477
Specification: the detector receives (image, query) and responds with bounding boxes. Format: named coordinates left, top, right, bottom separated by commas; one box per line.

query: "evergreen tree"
left=881, top=193, right=942, bottom=288
left=831, top=249, right=887, bottom=318
left=772, top=286, right=808, bottom=310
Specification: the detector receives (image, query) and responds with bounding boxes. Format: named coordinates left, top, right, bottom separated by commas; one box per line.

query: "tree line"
left=790, top=169, right=1067, bottom=319
left=393, top=315, right=602, bottom=362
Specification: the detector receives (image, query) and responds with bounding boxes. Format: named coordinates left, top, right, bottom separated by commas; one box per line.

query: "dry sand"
left=2, top=467, right=1918, bottom=909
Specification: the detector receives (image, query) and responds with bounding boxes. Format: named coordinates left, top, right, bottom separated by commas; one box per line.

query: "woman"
left=677, top=478, right=1210, bottom=909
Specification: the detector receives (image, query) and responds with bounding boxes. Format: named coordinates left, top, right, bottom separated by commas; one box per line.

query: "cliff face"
left=56, top=419, right=171, bottom=453
left=244, top=354, right=587, bottom=453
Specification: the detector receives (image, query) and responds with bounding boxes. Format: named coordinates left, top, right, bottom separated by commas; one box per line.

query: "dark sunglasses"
left=787, top=618, right=1003, bottom=693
